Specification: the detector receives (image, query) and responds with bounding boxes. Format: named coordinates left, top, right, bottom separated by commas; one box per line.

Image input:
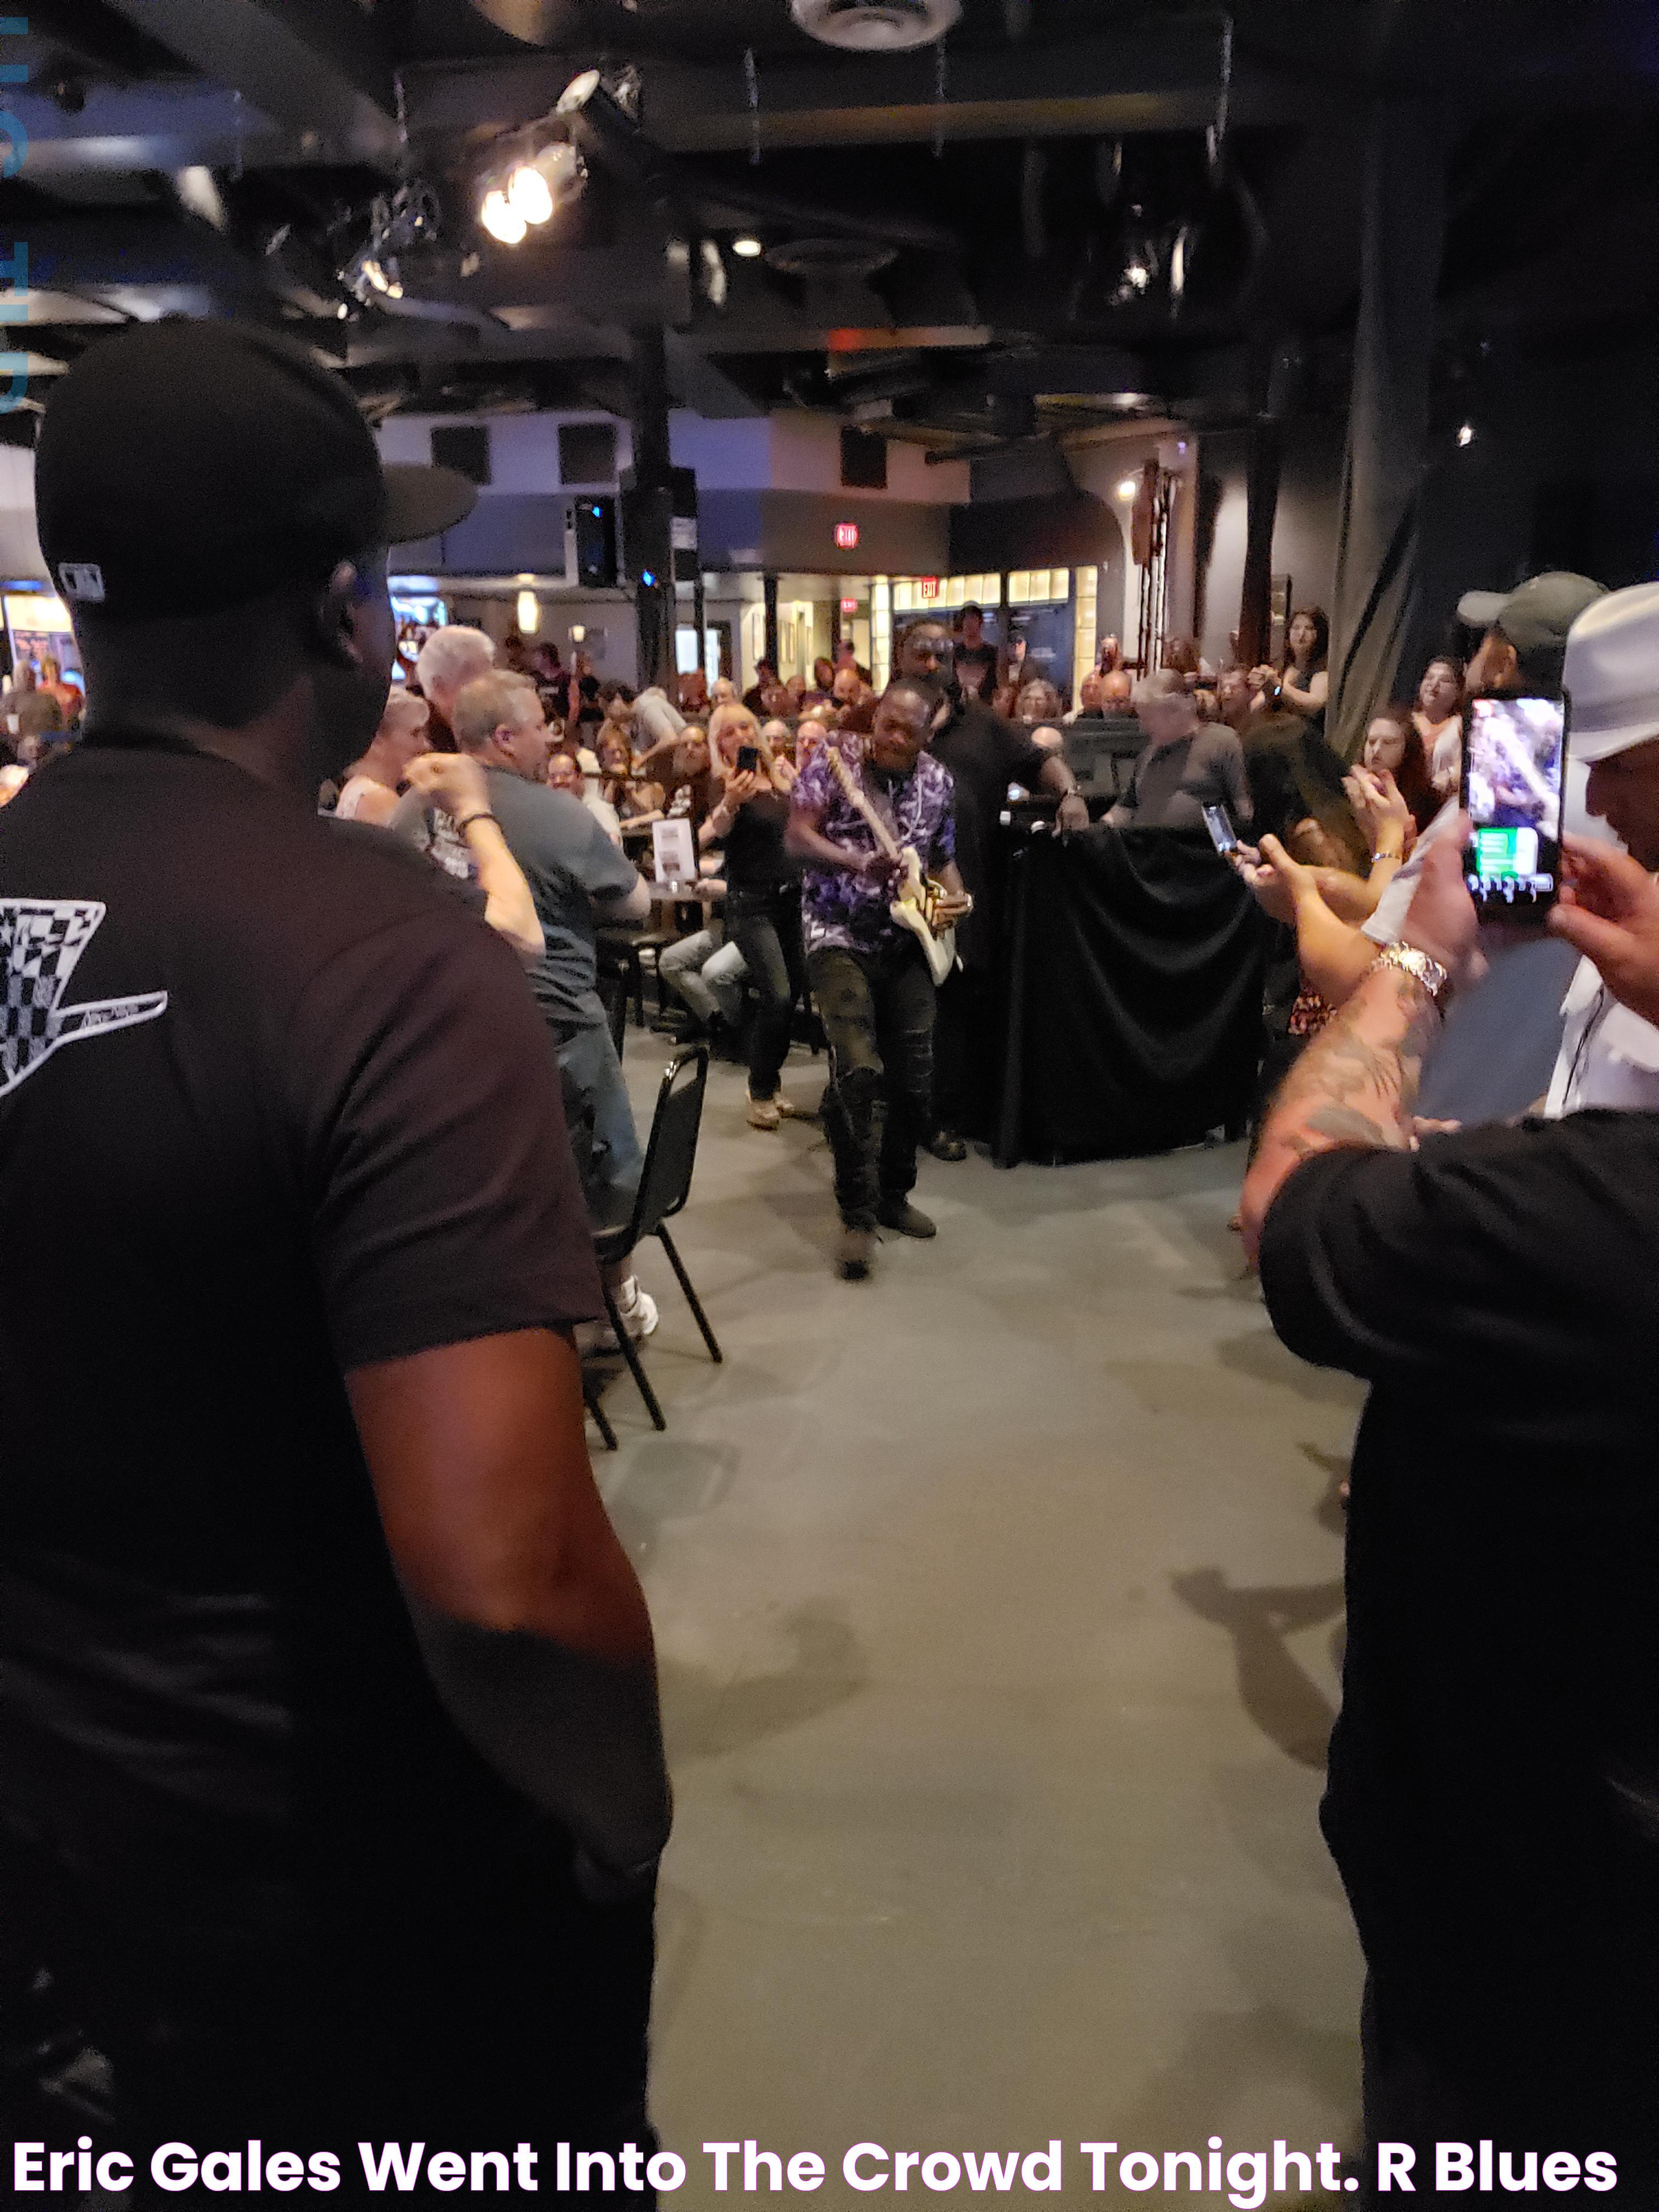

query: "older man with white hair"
left=414, top=624, right=496, bottom=741
left=1105, top=669, right=1252, bottom=832
left=450, top=673, right=658, bottom=1346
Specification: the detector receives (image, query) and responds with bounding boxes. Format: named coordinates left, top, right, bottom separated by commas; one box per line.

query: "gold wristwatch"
left=1374, top=941, right=1452, bottom=1006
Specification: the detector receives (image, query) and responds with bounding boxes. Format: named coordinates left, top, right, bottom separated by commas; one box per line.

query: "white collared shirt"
left=1543, top=957, right=1659, bottom=1117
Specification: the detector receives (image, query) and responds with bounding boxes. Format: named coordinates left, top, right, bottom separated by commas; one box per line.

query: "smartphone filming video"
left=1462, top=695, right=1567, bottom=921
left=1202, top=803, right=1239, bottom=856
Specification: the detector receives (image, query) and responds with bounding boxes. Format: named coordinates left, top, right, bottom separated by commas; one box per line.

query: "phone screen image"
left=1462, top=695, right=1566, bottom=919
left=1202, top=803, right=1238, bottom=855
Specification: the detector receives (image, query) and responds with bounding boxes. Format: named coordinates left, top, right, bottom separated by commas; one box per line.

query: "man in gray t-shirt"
left=1107, top=673, right=1252, bottom=833
left=451, top=678, right=655, bottom=1298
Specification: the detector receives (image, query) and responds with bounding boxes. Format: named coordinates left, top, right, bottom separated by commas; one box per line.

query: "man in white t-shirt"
left=1539, top=582, right=1659, bottom=1114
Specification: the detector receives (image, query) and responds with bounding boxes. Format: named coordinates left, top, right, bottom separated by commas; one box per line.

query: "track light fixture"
left=479, top=189, right=526, bottom=246
left=475, top=123, right=586, bottom=248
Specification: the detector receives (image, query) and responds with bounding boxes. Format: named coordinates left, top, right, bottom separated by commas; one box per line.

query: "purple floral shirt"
left=792, top=743, right=956, bottom=955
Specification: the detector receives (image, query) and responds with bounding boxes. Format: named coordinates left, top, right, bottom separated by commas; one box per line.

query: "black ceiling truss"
left=0, top=0, right=1653, bottom=447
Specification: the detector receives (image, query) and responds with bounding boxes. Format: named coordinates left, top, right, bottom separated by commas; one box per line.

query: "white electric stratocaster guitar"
left=827, top=743, right=966, bottom=986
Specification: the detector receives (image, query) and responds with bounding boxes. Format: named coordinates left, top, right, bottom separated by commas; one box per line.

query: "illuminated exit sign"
left=917, top=577, right=942, bottom=601
left=834, top=521, right=860, bottom=550
left=840, top=597, right=858, bottom=614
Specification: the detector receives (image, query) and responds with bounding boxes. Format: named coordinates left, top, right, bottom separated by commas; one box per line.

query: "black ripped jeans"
left=725, top=887, right=808, bottom=1104
left=808, top=939, right=937, bottom=1230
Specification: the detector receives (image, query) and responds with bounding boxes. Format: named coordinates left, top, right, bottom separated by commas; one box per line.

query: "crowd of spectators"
left=12, top=310, right=1659, bottom=2197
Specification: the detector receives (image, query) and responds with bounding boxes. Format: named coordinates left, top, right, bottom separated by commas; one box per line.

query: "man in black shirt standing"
left=951, top=601, right=997, bottom=702
left=894, top=617, right=1088, bottom=1155
left=6, top=320, right=671, bottom=2177
left=1241, top=825, right=1659, bottom=2202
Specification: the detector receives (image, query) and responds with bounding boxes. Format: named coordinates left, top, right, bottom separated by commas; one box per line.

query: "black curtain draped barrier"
left=1328, top=97, right=1449, bottom=759
left=996, top=826, right=1268, bottom=1166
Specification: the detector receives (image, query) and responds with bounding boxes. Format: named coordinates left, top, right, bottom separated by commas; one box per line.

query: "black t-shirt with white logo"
left=0, top=735, right=602, bottom=1880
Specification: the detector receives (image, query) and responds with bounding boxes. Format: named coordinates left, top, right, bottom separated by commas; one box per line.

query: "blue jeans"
left=657, top=928, right=746, bottom=1030
left=556, top=1020, right=644, bottom=1237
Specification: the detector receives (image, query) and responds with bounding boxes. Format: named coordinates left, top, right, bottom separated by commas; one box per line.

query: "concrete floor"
left=600, top=1030, right=1367, bottom=2206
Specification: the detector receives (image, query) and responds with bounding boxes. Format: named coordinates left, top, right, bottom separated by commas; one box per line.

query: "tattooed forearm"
left=1240, top=963, right=1442, bottom=1261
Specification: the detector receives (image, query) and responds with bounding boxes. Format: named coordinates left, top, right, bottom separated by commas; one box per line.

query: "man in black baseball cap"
left=3, top=319, right=670, bottom=2179
left=37, top=317, right=476, bottom=776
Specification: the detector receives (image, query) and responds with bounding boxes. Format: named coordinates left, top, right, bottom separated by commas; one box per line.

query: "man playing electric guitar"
left=787, top=677, right=972, bottom=1280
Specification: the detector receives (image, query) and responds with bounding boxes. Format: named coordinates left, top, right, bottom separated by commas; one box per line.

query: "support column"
left=626, top=324, right=677, bottom=693
left=1328, top=99, right=1448, bottom=757
left=762, top=573, right=780, bottom=672
left=1237, top=419, right=1283, bottom=672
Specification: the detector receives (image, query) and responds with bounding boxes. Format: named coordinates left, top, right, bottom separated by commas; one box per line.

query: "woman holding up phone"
left=701, top=721, right=808, bottom=1129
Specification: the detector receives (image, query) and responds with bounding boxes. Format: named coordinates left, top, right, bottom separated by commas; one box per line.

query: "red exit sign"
left=834, top=521, right=860, bottom=550
left=917, top=577, right=942, bottom=601
left=840, top=596, right=859, bottom=614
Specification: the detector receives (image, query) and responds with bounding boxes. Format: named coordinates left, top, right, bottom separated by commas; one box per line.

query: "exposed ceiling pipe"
left=1094, top=138, right=1123, bottom=211
left=1020, top=144, right=1047, bottom=261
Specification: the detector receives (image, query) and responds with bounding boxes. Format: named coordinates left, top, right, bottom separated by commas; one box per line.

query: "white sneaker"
left=747, top=1094, right=782, bottom=1130
left=580, top=1280, right=660, bottom=1355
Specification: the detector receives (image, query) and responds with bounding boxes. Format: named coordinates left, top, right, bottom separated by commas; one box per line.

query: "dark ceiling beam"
left=22, top=213, right=288, bottom=318
left=404, top=10, right=1659, bottom=153
left=7, top=81, right=371, bottom=178
left=96, top=0, right=402, bottom=168
left=402, top=27, right=1293, bottom=149
left=7, top=84, right=303, bottom=181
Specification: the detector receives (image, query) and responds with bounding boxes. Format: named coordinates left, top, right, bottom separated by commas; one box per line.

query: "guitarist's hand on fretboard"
left=854, top=849, right=904, bottom=888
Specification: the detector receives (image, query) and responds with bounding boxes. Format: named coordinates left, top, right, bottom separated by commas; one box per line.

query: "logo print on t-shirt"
left=0, top=899, right=167, bottom=1099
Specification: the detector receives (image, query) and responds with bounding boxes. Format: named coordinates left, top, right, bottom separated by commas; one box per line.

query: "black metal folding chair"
left=593, top=1045, right=722, bottom=1430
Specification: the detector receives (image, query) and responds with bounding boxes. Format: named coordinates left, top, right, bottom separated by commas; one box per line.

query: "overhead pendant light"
left=517, top=589, right=540, bottom=633
left=480, top=188, right=527, bottom=246
left=732, top=235, right=764, bottom=259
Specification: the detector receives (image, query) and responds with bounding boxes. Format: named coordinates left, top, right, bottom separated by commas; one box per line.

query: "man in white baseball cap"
left=1542, top=580, right=1659, bottom=1114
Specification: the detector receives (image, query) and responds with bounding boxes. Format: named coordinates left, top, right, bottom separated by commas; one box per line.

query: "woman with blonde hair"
left=708, top=699, right=763, bottom=773
left=699, top=718, right=805, bottom=1129
left=1015, top=678, right=1066, bottom=751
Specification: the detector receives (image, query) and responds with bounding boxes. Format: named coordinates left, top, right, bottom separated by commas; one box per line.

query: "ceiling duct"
left=789, top=0, right=960, bottom=53
left=764, top=238, right=896, bottom=284
left=766, top=235, right=897, bottom=329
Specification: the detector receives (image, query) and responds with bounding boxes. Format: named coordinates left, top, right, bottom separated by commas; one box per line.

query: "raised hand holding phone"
left=1461, top=694, right=1567, bottom=921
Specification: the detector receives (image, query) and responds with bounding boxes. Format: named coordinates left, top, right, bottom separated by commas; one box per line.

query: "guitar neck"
left=830, top=749, right=902, bottom=860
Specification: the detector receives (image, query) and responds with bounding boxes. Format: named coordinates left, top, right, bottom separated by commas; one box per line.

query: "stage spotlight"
left=507, top=162, right=554, bottom=225
left=480, top=188, right=527, bottom=246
